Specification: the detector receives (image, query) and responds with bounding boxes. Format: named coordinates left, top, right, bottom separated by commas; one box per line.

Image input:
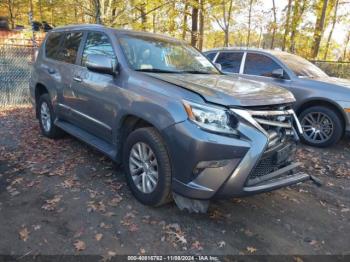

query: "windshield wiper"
left=180, top=70, right=214, bottom=74
left=135, top=68, right=181, bottom=73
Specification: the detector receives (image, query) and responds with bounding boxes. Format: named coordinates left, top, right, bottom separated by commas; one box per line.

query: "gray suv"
left=30, top=25, right=313, bottom=212
left=204, top=48, right=350, bottom=147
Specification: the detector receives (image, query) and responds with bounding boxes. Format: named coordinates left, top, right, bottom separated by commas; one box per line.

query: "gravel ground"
left=0, top=105, right=350, bottom=257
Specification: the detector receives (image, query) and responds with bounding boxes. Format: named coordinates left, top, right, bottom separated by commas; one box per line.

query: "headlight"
left=182, top=100, right=238, bottom=135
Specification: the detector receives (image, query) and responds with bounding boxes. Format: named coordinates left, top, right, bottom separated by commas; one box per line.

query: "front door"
left=69, top=31, right=118, bottom=142
left=241, top=52, right=291, bottom=91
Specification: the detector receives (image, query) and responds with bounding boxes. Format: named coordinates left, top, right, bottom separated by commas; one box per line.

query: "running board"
left=55, top=120, right=117, bottom=161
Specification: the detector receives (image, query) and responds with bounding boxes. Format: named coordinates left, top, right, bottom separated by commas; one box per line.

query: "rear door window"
left=244, top=53, right=282, bottom=77
left=215, top=52, right=243, bottom=73
left=56, top=32, right=83, bottom=64
left=45, top=32, right=63, bottom=60
left=81, top=32, right=115, bottom=67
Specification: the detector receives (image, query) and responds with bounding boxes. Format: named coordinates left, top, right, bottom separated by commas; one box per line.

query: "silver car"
left=205, top=48, right=350, bottom=147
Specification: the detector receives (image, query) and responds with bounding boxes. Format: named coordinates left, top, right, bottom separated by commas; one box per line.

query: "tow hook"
left=310, top=175, right=323, bottom=187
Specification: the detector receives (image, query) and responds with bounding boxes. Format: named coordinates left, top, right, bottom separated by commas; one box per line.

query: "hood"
left=312, top=76, right=350, bottom=89
left=146, top=73, right=295, bottom=107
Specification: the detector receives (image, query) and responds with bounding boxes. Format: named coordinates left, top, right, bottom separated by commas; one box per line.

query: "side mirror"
left=86, top=54, right=117, bottom=75
left=214, top=63, right=222, bottom=71
left=271, top=68, right=284, bottom=79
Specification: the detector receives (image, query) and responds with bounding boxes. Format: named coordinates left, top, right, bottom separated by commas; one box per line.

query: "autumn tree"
left=210, top=0, right=235, bottom=47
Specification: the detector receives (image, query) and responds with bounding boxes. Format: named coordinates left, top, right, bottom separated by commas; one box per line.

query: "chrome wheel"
left=301, top=112, right=334, bottom=144
left=129, top=142, right=158, bottom=194
left=40, top=102, right=51, bottom=132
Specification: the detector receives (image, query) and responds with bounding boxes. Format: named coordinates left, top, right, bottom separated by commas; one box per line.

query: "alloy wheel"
left=40, top=102, right=51, bottom=132
left=301, top=112, right=334, bottom=144
left=129, top=142, right=159, bottom=194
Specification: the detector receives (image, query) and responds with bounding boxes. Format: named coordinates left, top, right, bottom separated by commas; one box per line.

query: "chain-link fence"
left=0, top=43, right=35, bottom=106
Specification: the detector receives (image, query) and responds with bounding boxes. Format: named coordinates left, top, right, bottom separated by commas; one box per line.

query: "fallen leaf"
left=74, top=240, right=86, bottom=251
left=309, top=240, right=318, bottom=246
left=218, top=241, right=226, bottom=248
left=191, top=240, right=203, bottom=250
left=42, top=195, right=62, bottom=211
left=19, top=227, right=30, bottom=241
left=108, top=195, right=123, bottom=206
left=95, top=233, right=103, bottom=241
left=128, top=224, right=139, bottom=232
left=108, top=251, right=116, bottom=257
left=246, top=246, right=257, bottom=254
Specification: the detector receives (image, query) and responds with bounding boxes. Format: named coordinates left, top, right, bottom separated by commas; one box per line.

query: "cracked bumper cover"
left=162, top=119, right=311, bottom=200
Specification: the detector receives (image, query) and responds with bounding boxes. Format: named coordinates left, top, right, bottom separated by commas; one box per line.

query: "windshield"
left=118, top=34, right=219, bottom=74
left=274, top=52, right=328, bottom=78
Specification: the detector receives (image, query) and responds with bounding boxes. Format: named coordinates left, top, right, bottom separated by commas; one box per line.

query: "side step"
left=55, top=120, right=117, bottom=161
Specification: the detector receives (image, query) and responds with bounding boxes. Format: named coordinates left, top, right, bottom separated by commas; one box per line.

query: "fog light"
left=193, top=160, right=231, bottom=176
left=196, top=160, right=230, bottom=169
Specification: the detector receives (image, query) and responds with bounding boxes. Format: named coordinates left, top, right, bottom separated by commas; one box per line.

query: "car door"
left=69, top=31, right=117, bottom=142
left=55, top=31, right=84, bottom=121
left=241, top=52, right=291, bottom=90
left=213, top=51, right=244, bottom=76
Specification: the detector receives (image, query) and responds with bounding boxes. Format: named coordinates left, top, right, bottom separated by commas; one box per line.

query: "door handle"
left=73, top=76, right=82, bottom=82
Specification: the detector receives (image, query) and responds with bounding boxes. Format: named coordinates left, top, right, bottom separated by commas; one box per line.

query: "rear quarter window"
left=45, top=32, right=63, bottom=60
left=57, top=32, right=83, bottom=64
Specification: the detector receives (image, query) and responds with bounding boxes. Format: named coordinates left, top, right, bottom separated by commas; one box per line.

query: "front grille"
left=249, top=154, right=279, bottom=180
left=248, top=105, right=296, bottom=149
left=245, top=105, right=298, bottom=182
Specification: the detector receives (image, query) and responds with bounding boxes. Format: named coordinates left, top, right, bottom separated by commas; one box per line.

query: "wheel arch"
left=115, top=114, right=156, bottom=163
left=34, top=83, right=49, bottom=118
left=296, top=98, right=347, bottom=134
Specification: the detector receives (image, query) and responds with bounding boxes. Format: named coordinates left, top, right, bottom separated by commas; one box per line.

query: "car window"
left=82, top=32, right=115, bottom=67
left=118, top=35, right=219, bottom=74
left=45, top=32, right=63, bottom=60
left=205, top=52, right=217, bottom=61
left=244, top=53, right=282, bottom=77
left=56, top=32, right=83, bottom=64
left=216, top=52, right=243, bottom=73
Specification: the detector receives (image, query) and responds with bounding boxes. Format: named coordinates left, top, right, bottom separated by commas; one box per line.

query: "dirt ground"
left=0, top=105, right=350, bottom=257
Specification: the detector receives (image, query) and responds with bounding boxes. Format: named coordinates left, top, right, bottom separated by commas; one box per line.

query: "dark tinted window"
left=45, top=32, right=63, bottom=59
left=56, top=32, right=83, bottom=64
left=205, top=52, right=217, bottom=61
left=216, top=52, right=243, bottom=73
left=244, top=53, right=282, bottom=77
left=82, top=32, right=115, bottom=67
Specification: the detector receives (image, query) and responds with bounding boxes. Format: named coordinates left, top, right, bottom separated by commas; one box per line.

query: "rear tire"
left=38, top=94, right=64, bottom=139
left=123, top=127, right=172, bottom=206
left=299, top=106, right=343, bottom=147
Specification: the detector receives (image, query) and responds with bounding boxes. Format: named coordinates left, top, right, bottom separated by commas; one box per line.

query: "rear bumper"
left=163, top=112, right=308, bottom=200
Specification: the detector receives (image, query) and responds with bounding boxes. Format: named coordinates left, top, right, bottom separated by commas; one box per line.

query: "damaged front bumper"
left=164, top=105, right=318, bottom=201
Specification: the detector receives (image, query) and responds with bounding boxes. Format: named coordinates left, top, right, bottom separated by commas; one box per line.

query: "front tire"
left=123, top=127, right=172, bottom=206
left=299, top=106, right=343, bottom=147
left=38, top=94, right=64, bottom=139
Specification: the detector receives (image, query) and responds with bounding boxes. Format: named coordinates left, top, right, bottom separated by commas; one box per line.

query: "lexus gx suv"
left=30, top=25, right=314, bottom=212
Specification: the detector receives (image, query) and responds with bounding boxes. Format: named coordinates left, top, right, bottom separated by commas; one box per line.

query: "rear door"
left=41, top=31, right=72, bottom=119
left=54, top=31, right=84, bottom=120
left=69, top=31, right=117, bottom=142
